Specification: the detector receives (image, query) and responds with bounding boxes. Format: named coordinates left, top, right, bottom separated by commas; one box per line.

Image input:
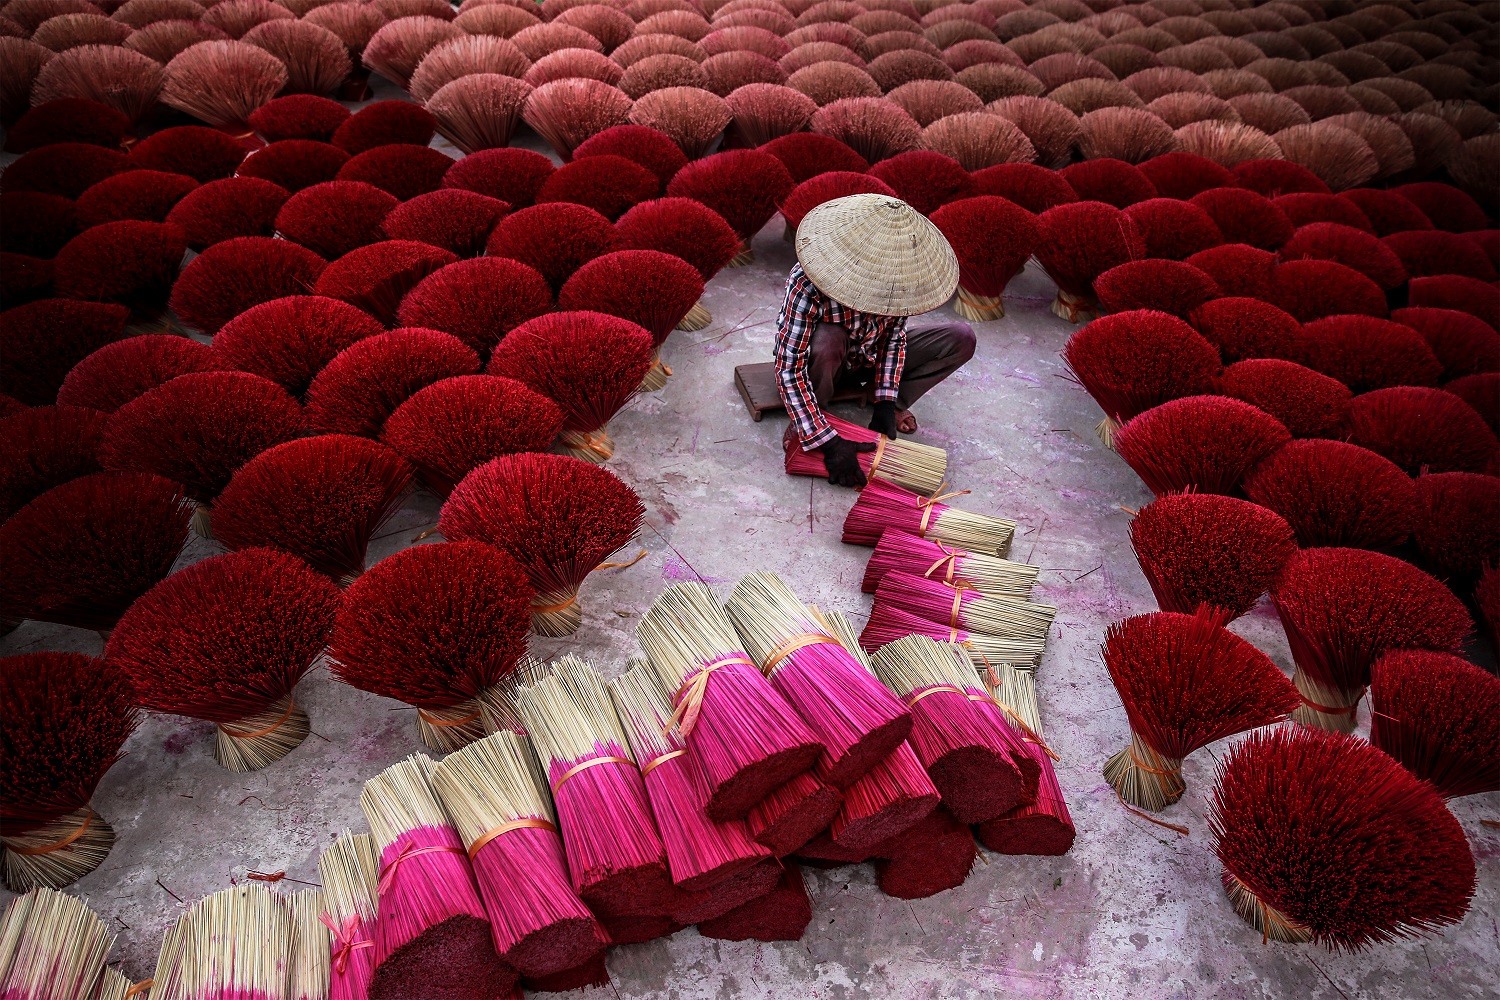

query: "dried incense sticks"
left=289, top=889, right=331, bottom=1000
left=874, top=570, right=1056, bottom=642
left=637, top=583, right=823, bottom=821
left=862, top=530, right=1040, bottom=599
left=975, top=662, right=1075, bottom=857
left=430, top=730, right=606, bottom=978
left=0, top=888, right=113, bottom=1000
left=860, top=603, right=1047, bottom=668
left=317, top=831, right=379, bottom=1000
left=147, top=884, right=293, bottom=1000
left=726, top=572, right=912, bottom=789
left=783, top=413, right=948, bottom=495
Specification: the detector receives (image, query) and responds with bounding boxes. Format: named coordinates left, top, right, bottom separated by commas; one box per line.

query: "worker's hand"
left=869, top=401, right=899, bottom=440
left=820, top=436, right=877, bottom=488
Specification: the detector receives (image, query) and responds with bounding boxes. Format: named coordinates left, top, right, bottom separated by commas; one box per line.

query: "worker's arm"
left=869, top=320, right=908, bottom=439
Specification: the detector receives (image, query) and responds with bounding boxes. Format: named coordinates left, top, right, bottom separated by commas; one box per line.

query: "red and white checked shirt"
left=775, top=263, right=907, bottom=451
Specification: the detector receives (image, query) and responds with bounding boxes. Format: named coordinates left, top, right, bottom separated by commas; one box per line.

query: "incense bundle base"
left=1096, top=415, right=1121, bottom=450
left=1050, top=290, right=1099, bottom=324
left=599, top=913, right=680, bottom=946
left=953, top=287, right=1004, bottom=322
left=472, top=828, right=607, bottom=978
left=1290, top=668, right=1362, bottom=735
left=522, top=952, right=610, bottom=994
left=782, top=414, right=948, bottom=497
left=0, top=806, right=112, bottom=891
left=746, top=772, right=843, bottom=858
left=1102, top=733, right=1185, bottom=813
left=530, top=587, right=585, bottom=638
left=829, top=742, right=940, bottom=854
left=1222, top=871, right=1313, bottom=945
left=318, top=832, right=379, bottom=1000
left=676, top=300, right=711, bottom=332
left=191, top=503, right=214, bottom=539
left=638, top=352, right=672, bottom=393
left=697, top=865, right=813, bottom=942
left=213, top=694, right=310, bottom=772
left=872, top=807, right=978, bottom=901
left=667, top=858, right=782, bottom=925
left=729, top=241, right=754, bottom=267
left=415, top=698, right=490, bottom=753
left=558, top=429, right=615, bottom=466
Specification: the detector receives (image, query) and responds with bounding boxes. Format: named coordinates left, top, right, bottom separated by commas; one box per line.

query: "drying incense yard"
left=2, top=1, right=1499, bottom=999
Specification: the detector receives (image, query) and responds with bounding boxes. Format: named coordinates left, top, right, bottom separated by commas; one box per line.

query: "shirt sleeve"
left=874, top=318, right=907, bottom=403
left=774, top=268, right=836, bottom=451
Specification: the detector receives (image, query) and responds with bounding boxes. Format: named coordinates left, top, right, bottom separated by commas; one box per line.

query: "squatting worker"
left=775, top=194, right=975, bottom=488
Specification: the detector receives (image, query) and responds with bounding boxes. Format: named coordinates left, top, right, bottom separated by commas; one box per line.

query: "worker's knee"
left=948, top=322, right=977, bottom=364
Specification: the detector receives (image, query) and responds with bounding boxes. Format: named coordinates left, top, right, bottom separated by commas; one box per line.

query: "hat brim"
left=794, top=194, right=960, bottom=317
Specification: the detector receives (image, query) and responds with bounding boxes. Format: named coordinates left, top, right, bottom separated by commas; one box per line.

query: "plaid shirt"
left=775, top=264, right=907, bottom=451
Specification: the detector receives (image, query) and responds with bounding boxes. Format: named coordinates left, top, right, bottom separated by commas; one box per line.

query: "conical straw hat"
left=794, top=193, right=960, bottom=317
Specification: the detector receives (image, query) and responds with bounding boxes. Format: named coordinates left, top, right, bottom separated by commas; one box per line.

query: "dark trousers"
left=785, top=320, right=976, bottom=445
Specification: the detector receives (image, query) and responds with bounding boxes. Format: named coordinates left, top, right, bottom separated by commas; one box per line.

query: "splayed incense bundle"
left=359, top=756, right=515, bottom=1000
left=430, top=730, right=606, bottom=979
left=783, top=414, right=947, bottom=496
left=609, top=662, right=772, bottom=892
left=860, top=603, right=1047, bottom=669
left=843, top=478, right=1015, bottom=556
left=1102, top=611, right=1299, bottom=814
left=0, top=888, right=113, bottom=1000
left=637, top=582, right=823, bottom=821
left=862, top=530, right=1039, bottom=600
left=875, top=570, right=1056, bottom=644
left=146, top=884, right=292, bottom=1000
left=975, top=661, right=1074, bottom=856
left=289, top=889, right=330, bottom=1000
left=725, top=573, right=912, bottom=789
left=514, top=656, right=672, bottom=919
left=317, top=831, right=379, bottom=1000
left=871, top=635, right=1030, bottom=824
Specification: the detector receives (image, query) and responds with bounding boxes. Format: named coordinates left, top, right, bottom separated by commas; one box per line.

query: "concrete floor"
left=4, top=131, right=1497, bottom=1000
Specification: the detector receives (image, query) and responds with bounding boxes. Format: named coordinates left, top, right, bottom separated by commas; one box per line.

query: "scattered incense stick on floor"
left=637, top=583, right=824, bottom=822
left=874, top=570, right=1057, bottom=643
left=360, top=755, right=516, bottom=1000
left=317, top=831, right=379, bottom=1000
left=1101, top=609, right=1298, bottom=814
left=726, top=572, right=912, bottom=789
left=843, top=478, right=1016, bottom=556
left=609, top=662, right=772, bottom=892
left=149, top=884, right=293, bottom=1000
left=975, top=661, right=1075, bottom=856
left=0, top=888, right=113, bottom=1000
left=871, top=635, right=1028, bottom=824
left=289, top=889, right=331, bottom=1000
left=783, top=413, right=948, bottom=496
left=430, top=731, right=607, bottom=979
left=697, top=865, right=814, bottom=943
left=862, top=530, right=1039, bottom=599
left=860, top=603, right=1047, bottom=669
left=514, top=656, right=673, bottom=919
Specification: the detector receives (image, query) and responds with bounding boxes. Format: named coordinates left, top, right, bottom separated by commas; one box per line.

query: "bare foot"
left=896, top=408, right=918, bottom=433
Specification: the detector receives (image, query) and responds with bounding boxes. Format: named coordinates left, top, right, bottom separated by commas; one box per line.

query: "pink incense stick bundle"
left=873, top=569, right=1056, bottom=648
left=859, top=602, right=1047, bottom=668
left=665, top=859, right=783, bottom=926
left=697, top=864, right=814, bottom=943
left=861, top=529, right=1039, bottom=600
left=145, top=884, right=294, bottom=1000
left=514, top=655, right=674, bottom=919
left=782, top=413, right=947, bottom=496
left=608, top=661, right=772, bottom=891
left=843, top=477, right=1016, bottom=557
left=637, top=582, right=824, bottom=822
left=870, top=634, right=1031, bottom=824
left=975, top=660, right=1074, bottom=856
left=872, top=805, right=978, bottom=900
left=726, top=572, right=912, bottom=790
left=430, top=731, right=608, bottom=979
left=744, top=771, right=843, bottom=858
left=827, top=741, right=940, bottom=854
left=359, top=755, right=516, bottom=1000
left=318, top=831, right=381, bottom=1000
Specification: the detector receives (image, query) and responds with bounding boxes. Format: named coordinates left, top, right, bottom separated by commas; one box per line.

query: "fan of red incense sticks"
left=1243, top=439, right=1419, bottom=552
left=0, top=406, right=106, bottom=523
left=1102, top=608, right=1297, bottom=814
left=318, top=831, right=380, bottom=1000
left=1369, top=650, right=1498, bottom=800
left=105, top=547, right=341, bottom=771
left=1114, top=395, right=1291, bottom=498
left=513, top=656, right=673, bottom=919
left=439, top=452, right=644, bottom=637
left=360, top=755, right=517, bottom=1000
left=485, top=310, right=653, bottom=464
left=975, top=660, right=1074, bottom=856
left=431, top=731, right=608, bottom=978
left=0, top=472, right=191, bottom=635
left=1033, top=199, right=1146, bottom=322
left=330, top=541, right=534, bottom=751
left=396, top=257, right=554, bottom=357
left=928, top=194, right=1038, bottom=321
left=211, top=434, right=415, bottom=585
left=304, top=328, right=482, bottom=439
left=1271, top=547, right=1474, bottom=734
left=0, top=652, right=137, bottom=891
left=862, top=530, right=1039, bottom=600
left=612, top=196, right=741, bottom=331
left=843, top=478, right=1016, bottom=557
left=725, top=572, right=912, bottom=789
left=637, top=582, right=824, bottom=822
left=213, top=295, right=385, bottom=401
left=609, top=662, right=772, bottom=891
left=1129, top=492, right=1297, bottom=620
left=784, top=413, right=948, bottom=496
left=1210, top=726, right=1476, bottom=949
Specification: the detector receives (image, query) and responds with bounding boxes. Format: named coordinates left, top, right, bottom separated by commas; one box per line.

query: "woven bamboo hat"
left=794, top=193, right=959, bottom=317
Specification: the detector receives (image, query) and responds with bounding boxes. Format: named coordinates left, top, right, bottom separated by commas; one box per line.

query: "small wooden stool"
left=734, top=363, right=866, bottom=421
